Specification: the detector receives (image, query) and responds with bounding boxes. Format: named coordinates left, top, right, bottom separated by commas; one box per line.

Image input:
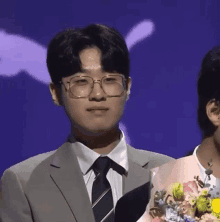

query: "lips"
left=87, top=107, right=109, bottom=111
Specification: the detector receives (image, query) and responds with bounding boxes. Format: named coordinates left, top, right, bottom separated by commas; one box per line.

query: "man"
left=114, top=46, right=220, bottom=222
left=0, top=24, right=173, bottom=222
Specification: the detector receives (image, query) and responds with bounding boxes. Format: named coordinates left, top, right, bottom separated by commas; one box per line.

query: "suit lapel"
left=50, top=143, right=95, bottom=222
left=49, top=143, right=150, bottom=220
left=123, top=145, right=151, bottom=195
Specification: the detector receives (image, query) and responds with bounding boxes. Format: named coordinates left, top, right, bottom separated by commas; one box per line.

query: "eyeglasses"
left=59, top=74, right=127, bottom=98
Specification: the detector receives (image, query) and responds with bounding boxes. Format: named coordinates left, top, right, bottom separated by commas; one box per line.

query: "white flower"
left=158, top=199, right=165, bottom=207
left=184, top=215, right=197, bottom=222
left=165, top=207, right=179, bottom=221
left=176, top=216, right=185, bottom=222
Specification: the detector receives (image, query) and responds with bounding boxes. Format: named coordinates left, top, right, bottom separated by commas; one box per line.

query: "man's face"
left=50, top=47, right=131, bottom=134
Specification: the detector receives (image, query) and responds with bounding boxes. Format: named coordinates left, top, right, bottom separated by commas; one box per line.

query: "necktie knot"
left=93, top=156, right=111, bottom=176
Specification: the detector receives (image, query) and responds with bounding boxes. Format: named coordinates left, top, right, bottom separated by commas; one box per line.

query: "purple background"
left=1, top=0, right=220, bottom=176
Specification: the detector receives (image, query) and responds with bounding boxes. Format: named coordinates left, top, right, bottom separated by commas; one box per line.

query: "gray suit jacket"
left=0, top=142, right=174, bottom=222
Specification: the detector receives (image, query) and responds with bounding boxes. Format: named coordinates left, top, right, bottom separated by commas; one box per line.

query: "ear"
left=49, top=83, right=62, bottom=106
left=125, top=77, right=132, bottom=101
left=206, top=99, right=220, bottom=127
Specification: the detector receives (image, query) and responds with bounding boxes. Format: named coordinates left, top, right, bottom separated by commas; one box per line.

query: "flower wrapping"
left=138, top=155, right=220, bottom=222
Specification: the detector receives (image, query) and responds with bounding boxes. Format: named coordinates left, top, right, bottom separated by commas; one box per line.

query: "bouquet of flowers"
left=139, top=156, right=220, bottom=222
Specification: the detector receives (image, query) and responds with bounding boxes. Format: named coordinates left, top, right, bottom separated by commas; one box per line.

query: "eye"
left=104, top=77, right=117, bottom=83
left=74, top=79, right=89, bottom=85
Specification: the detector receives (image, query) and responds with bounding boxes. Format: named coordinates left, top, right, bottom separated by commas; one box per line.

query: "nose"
left=88, top=80, right=107, bottom=101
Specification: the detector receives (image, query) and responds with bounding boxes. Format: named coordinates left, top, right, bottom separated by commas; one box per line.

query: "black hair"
left=46, top=24, right=130, bottom=87
left=197, top=46, right=220, bottom=139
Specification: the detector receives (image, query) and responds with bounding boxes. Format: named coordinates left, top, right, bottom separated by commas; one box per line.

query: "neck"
left=198, top=136, right=220, bottom=166
left=71, top=125, right=121, bottom=154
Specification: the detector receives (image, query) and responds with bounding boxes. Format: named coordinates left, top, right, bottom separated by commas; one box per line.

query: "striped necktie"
left=92, top=157, right=114, bottom=222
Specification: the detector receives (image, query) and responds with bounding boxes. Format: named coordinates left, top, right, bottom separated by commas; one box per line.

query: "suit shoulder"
left=128, top=144, right=174, bottom=160
left=2, top=149, right=56, bottom=182
left=127, top=144, right=174, bottom=167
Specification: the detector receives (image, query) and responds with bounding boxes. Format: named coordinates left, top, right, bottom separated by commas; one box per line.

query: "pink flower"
left=152, top=216, right=166, bottom=222
left=201, top=213, right=219, bottom=221
left=152, top=217, right=161, bottom=222
left=183, top=181, right=199, bottom=195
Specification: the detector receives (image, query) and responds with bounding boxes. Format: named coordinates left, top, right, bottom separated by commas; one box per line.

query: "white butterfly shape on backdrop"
left=0, top=19, right=154, bottom=83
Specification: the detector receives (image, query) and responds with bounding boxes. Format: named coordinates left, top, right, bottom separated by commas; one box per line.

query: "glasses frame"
left=59, top=74, right=127, bottom=99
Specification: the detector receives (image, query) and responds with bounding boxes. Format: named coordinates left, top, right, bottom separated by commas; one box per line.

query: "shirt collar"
left=68, top=130, right=129, bottom=175
left=193, top=145, right=206, bottom=171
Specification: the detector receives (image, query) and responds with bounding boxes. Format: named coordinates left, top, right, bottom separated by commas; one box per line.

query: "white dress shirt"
left=193, top=145, right=220, bottom=198
left=68, top=130, right=129, bottom=207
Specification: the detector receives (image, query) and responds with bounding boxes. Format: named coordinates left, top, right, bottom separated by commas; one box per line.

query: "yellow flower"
left=189, top=196, right=197, bottom=206
left=212, top=198, right=220, bottom=214
left=172, top=182, right=184, bottom=200
left=201, top=188, right=209, bottom=196
left=196, top=195, right=209, bottom=212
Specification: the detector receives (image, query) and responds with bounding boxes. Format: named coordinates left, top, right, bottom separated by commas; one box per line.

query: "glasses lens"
left=69, top=76, right=93, bottom=97
left=69, top=75, right=125, bottom=97
left=102, top=76, right=125, bottom=96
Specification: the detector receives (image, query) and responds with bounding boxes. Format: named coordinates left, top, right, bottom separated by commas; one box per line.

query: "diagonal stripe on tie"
left=92, top=187, right=111, bottom=208
left=92, top=157, right=114, bottom=222
left=100, top=208, right=114, bottom=222
left=92, top=197, right=114, bottom=222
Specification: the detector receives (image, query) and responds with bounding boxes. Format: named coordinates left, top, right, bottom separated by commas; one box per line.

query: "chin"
left=84, top=124, right=116, bottom=135
left=86, top=127, right=110, bottom=134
